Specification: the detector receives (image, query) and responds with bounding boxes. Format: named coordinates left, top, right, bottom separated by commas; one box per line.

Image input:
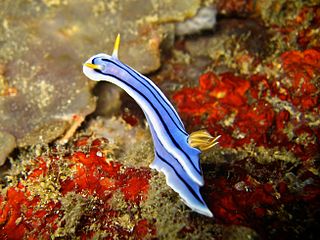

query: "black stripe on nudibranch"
left=94, top=70, right=202, bottom=176
left=100, top=58, right=188, bottom=136
left=155, top=152, right=205, bottom=204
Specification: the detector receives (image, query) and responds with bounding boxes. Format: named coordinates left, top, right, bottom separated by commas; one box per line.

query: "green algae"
left=222, top=225, right=259, bottom=240
left=87, top=116, right=154, bottom=168
left=256, top=0, right=316, bottom=27
left=141, top=173, right=190, bottom=239
left=140, top=166, right=222, bottom=239
left=54, top=192, right=96, bottom=238
left=241, top=145, right=299, bottom=165
left=202, top=141, right=299, bottom=167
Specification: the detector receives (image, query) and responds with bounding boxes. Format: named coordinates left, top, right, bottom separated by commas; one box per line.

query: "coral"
left=171, top=47, right=320, bottom=238
left=0, top=136, right=154, bottom=239
left=201, top=158, right=320, bottom=239
left=296, top=6, right=320, bottom=49
left=265, top=3, right=320, bottom=52
left=172, top=49, right=320, bottom=161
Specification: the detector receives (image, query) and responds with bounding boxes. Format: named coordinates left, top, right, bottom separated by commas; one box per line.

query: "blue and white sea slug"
left=83, top=35, right=220, bottom=217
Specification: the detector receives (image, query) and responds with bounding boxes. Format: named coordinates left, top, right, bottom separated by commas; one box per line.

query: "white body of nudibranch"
left=83, top=35, right=220, bottom=217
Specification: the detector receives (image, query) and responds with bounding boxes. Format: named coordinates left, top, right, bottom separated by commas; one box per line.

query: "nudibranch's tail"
left=150, top=154, right=213, bottom=217
left=147, top=120, right=213, bottom=217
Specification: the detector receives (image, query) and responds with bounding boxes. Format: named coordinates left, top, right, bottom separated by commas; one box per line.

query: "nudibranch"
left=83, top=35, right=220, bottom=217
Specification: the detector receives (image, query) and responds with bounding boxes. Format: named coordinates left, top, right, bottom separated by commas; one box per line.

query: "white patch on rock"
left=175, top=7, right=217, bottom=36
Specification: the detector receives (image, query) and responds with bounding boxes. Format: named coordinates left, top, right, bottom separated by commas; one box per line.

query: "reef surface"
left=0, top=0, right=319, bottom=239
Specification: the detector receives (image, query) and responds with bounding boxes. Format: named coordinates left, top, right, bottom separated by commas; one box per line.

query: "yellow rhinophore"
left=84, top=63, right=102, bottom=70
left=112, top=33, right=121, bottom=59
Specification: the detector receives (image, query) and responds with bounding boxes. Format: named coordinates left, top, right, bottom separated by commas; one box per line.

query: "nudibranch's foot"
left=188, top=130, right=221, bottom=151
left=147, top=121, right=212, bottom=217
left=150, top=155, right=213, bottom=217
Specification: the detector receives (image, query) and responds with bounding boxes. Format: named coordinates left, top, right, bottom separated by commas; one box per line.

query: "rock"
left=0, top=0, right=201, bottom=161
left=0, top=131, right=16, bottom=166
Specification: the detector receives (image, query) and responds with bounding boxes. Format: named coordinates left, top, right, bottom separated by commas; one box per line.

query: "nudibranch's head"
left=83, top=34, right=121, bottom=81
left=83, top=53, right=113, bottom=81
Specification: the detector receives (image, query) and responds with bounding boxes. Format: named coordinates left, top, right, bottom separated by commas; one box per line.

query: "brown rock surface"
left=0, top=0, right=201, bottom=164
